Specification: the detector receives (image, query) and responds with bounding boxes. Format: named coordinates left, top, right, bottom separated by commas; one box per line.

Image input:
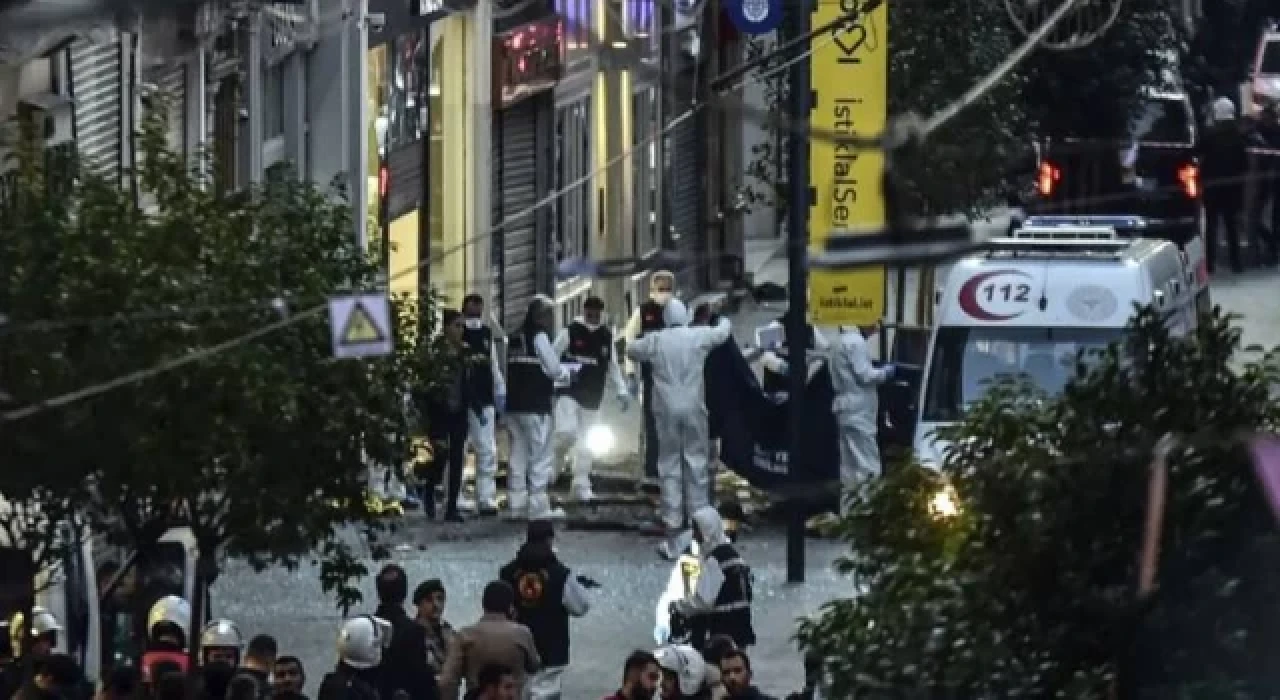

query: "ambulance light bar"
left=1023, top=215, right=1148, bottom=230
left=985, top=237, right=1132, bottom=254
left=1011, top=225, right=1118, bottom=240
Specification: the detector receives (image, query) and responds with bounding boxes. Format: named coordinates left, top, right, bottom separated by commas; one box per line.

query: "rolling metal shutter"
left=70, top=34, right=122, bottom=179
left=667, top=99, right=703, bottom=292
left=491, top=100, right=540, bottom=332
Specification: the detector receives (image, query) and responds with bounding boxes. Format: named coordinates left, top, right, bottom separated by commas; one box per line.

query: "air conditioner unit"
left=17, top=93, right=75, bottom=147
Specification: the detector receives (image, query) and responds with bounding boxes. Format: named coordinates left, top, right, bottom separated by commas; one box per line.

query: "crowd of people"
left=0, top=506, right=830, bottom=700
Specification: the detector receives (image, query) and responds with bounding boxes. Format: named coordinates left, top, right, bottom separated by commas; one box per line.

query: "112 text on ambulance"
left=809, top=0, right=887, bottom=327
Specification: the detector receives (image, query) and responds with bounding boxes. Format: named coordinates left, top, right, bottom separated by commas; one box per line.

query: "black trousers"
left=428, top=414, right=468, bottom=516
left=1205, top=185, right=1243, bottom=273
left=642, top=365, right=659, bottom=481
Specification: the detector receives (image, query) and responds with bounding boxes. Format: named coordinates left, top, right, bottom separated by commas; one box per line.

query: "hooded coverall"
left=507, top=328, right=573, bottom=519
left=552, top=317, right=630, bottom=501
left=828, top=327, right=891, bottom=512
left=625, top=301, right=732, bottom=531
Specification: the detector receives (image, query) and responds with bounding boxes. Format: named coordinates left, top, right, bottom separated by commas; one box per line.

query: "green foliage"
left=740, top=36, right=789, bottom=219
left=1181, top=0, right=1277, bottom=108
left=796, top=307, right=1280, bottom=697
left=1021, top=0, right=1176, bottom=139
left=0, top=103, right=447, bottom=610
left=887, top=0, right=1030, bottom=216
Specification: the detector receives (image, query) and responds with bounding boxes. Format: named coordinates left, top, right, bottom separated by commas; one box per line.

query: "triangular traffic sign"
left=341, top=302, right=386, bottom=345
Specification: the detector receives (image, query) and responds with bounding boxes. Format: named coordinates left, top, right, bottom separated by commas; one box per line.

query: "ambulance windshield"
left=922, top=326, right=1122, bottom=422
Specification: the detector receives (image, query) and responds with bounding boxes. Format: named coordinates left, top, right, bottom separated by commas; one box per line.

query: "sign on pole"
left=329, top=294, right=394, bottom=358
left=726, top=0, right=782, bottom=35
left=807, top=0, right=888, bottom=326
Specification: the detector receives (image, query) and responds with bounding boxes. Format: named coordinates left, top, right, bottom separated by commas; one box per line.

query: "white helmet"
left=147, top=595, right=191, bottom=642
left=338, top=615, right=392, bottom=670
left=8, top=608, right=61, bottom=650
left=199, top=618, right=244, bottom=650
left=653, top=644, right=710, bottom=696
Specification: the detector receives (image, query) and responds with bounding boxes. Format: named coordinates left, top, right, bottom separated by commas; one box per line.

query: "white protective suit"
left=828, top=327, right=892, bottom=509
left=625, top=300, right=732, bottom=531
left=464, top=318, right=507, bottom=510
left=552, top=318, right=630, bottom=501
left=653, top=507, right=733, bottom=644
left=508, top=328, right=573, bottom=519
left=757, top=319, right=830, bottom=379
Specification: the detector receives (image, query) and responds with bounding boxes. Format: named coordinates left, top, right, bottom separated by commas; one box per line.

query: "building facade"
left=490, top=7, right=561, bottom=330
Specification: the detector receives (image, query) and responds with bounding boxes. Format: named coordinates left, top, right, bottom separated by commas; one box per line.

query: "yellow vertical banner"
left=807, top=0, right=887, bottom=326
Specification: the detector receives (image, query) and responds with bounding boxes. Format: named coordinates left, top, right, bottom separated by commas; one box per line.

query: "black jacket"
left=1199, top=121, right=1249, bottom=185
left=374, top=603, right=440, bottom=700
left=317, top=664, right=381, bottom=700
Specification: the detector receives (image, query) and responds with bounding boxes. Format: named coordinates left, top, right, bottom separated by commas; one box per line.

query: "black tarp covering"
left=704, top=336, right=840, bottom=489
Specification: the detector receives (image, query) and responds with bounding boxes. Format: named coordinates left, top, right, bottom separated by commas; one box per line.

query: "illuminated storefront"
left=366, top=0, right=429, bottom=303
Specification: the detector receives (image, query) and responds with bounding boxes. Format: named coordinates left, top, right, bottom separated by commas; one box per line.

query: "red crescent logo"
left=957, top=270, right=1032, bottom=321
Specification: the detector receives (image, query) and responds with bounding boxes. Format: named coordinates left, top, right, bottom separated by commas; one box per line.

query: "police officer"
left=141, top=596, right=191, bottom=682
left=506, top=295, right=574, bottom=521
left=318, top=616, right=390, bottom=700
left=461, top=294, right=506, bottom=516
left=1, top=607, right=61, bottom=696
left=498, top=520, right=592, bottom=700
left=667, top=507, right=755, bottom=651
left=758, top=310, right=828, bottom=397
left=623, top=270, right=676, bottom=490
left=200, top=619, right=245, bottom=666
left=552, top=296, right=631, bottom=502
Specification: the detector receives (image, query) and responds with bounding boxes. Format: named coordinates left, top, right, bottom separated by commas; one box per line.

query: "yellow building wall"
left=388, top=211, right=420, bottom=300
left=430, top=15, right=470, bottom=305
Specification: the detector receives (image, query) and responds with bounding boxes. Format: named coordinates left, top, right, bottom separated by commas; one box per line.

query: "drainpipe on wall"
left=246, top=8, right=263, bottom=182
left=350, top=0, right=369, bottom=251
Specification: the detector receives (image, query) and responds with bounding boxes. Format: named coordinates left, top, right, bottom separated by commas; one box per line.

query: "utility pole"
left=784, top=0, right=811, bottom=584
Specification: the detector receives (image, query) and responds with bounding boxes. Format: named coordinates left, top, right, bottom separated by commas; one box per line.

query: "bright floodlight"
left=585, top=424, right=616, bottom=458
left=930, top=486, right=960, bottom=518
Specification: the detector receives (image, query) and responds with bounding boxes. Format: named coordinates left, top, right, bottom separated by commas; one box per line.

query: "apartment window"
left=553, top=98, right=591, bottom=262
left=264, top=62, right=286, bottom=140
left=554, top=0, right=592, bottom=63
left=386, top=31, right=427, bottom=152
left=633, top=87, right=658, bottom=253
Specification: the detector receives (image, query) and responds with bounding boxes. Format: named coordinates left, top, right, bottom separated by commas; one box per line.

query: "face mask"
left=651, top=291, right=672, bottom=305
left=581, top=319, right=601, bottom=331
left=464, top=318, right=483, bottom=330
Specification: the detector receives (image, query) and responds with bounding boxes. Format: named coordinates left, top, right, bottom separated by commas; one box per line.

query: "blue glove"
left=627, top=375, right=640, bottom=396
left=884, top=363, right=897, bottom=379
left=617, top=393, right=632, bottom=412
left=777, top=360, right=790, bottom=375
left=494, top=393, right=506, bottom=416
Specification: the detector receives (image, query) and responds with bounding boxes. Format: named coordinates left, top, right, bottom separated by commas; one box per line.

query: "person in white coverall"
left=828, top=322, right=895, bottom=513
left=552, top=295, right=632, bottom=502
left=506, top=295, right=576, bottom=520
left=625, top=299, right=732, bottom=532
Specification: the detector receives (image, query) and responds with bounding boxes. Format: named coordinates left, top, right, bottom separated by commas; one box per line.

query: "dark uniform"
left=636, top=300, right=666, bottom=482
left=690, top=542, right=756, bottom=651
left=461, top=325, right=496, bottom=409
left=760, top=318, right=816, bottom=396
left=507, top=329, right=554, bottom=415
left=499, top=548, right=572, bottom=669
left=563, top=321, right=614, bottom=411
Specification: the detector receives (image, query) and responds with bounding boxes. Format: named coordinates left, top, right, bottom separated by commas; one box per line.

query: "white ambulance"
left=911, top=225, right=1199, bottom=468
